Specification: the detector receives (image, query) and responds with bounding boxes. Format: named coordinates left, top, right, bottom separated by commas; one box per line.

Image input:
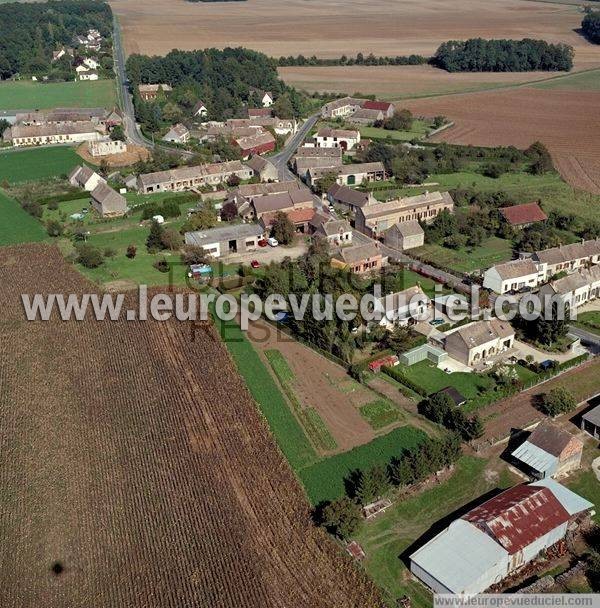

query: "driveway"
left=513, top=339, right=586, bottom=363
left=226, top=240, right=308, bottom=265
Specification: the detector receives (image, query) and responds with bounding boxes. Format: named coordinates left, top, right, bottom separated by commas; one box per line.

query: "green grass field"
left=0, top=80, right=116, bottom=110
left=0, top=189, right=46, bottom=246
left=359, top=399, right=400, bottom=430
left=298, top=426, right=426, bottom=504
left=353, top=456, right=519, bottom=608
left=533, top=69, right=600, bottom=91
left=411, top=236, right=514, bottom=274
left=0, top=147, right=83, bottom=184
left=359, top=121, right=430, bottom=142
left=399, top=360, right=494, bottom=398
left=573, top=311, right=600, bottom=336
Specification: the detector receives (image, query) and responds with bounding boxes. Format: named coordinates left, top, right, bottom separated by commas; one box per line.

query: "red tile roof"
left=248, top=108, right=272, bottom=118
left=362, top=100, right=393, bottom=112
left=462, top=485, right=570, bottom=554
left=500, top=202, right=548, bottom=226
left=261, top=207, right=316, bottom=226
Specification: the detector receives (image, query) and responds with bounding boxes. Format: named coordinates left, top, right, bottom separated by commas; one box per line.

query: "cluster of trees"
left=320, top=434, right=462, bottom=538
left=582, top=11, right=600, bottom=44
left=513, top=301, right=570, bottom=348
left=539, top=386, right=577, bottom=417
left=255, top=238, right=370, bottom=363
left=433, top=38, right=574, bottom=72
left=418, top=392, right=484, bottom=441
left=127, top=48, right=309, bottom=130
left=0, top=0, right=112, bottom=79
left=276, top=52, right=428, bottom=67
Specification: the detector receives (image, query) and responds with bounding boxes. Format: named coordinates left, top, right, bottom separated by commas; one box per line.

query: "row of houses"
left=483, top=239, right=600, bottom=296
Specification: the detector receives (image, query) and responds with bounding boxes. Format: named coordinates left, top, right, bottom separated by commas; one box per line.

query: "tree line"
left=0, top=0, right=112, bottom=80
left=433, top=38, right=573, bottom=72
left=276, top=52, right=428, bottom=67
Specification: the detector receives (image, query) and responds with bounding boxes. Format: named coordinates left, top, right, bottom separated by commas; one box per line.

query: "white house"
left=78, top=69, right=99, bottom=81
left=444, top=319, right=515, bottom=367
left=315, top=127, right=360, bottom=151
left=530, top=239, right=600, bottom=282
left=374, top=285, right=430, bottom=329
left=163, top=123, right=190, bottom=144
left=193, top=100, right=208, bottom=118
left=82, top=57, right=99, bottom=70
left=69, top=165, right=106, bottom=191
left=538, top=265, right=600, bottom=311
left=6, top=122, right=103, bottom=147
left=312, top=216, right=353, bottom=246
left=483, top=259, right=540, bottom=295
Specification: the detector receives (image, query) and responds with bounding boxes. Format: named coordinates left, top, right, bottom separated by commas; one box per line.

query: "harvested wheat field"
left=402, top=87, right=600, bottom=194
left=111, top=0, right=599, bottom=69
left=0, top=244, right=383, bottom=608
left=279, top=64, right=561, bottom=100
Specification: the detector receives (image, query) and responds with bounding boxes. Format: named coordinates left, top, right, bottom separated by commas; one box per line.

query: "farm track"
left=0, top=244, right=383, bottom=608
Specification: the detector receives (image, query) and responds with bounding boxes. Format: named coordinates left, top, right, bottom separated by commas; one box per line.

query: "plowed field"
left=0, top=244, right=382, bottom=608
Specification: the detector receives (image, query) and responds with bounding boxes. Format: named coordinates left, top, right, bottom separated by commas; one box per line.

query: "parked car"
left=267, top=237, right=279, bottom=247
left=429, top=319, right=445, bottom=326
left=250, top=260, right=260, bottom=269
left=258, top=239, right=268, bottom=247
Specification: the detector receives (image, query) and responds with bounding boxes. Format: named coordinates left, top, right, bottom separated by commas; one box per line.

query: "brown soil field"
left=279, top=65, right=582, bottom=100
left=0, top=244, right=383, bottom=608
left=246, top=319, right=377, bottom=451
left=402, top=87, right=600, bottom=194
left=111, top=0, right=599, bottom=65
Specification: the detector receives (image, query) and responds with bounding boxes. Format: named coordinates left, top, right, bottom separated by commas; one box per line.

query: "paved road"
left=569, top=326, right=600, bottom=354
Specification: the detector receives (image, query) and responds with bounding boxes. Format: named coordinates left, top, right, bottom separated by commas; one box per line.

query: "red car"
left=250, top=260, right=260, bottom=269
left=258, top=239, right=268, bottom=247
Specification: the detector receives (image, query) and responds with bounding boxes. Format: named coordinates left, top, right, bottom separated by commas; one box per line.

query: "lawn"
left=399, top=360, right=494, bottom=398
left=353, top=456, right=519, bottom=608
left=381, top=267, right=446, bottom=297
left=573, top=311, right=600, bottom=337
left=0, top=147, right=83, bottom=184
left=0, top=79, right=116, bottom=109
left=411, top=236, right=514, bottom=274
left=298, top=426, right=426, bottom=504
left=0, top=189, right=46, bottom=246
left=566, top=469, right=600, bottom=525
left=359, top=399, right=400, bottom=430
left=359, top=121, right=430, bottom=142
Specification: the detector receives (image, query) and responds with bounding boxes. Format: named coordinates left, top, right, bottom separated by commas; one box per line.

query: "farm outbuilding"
left=581, top=404, right=600, bottom=439
left=399, top=344, right=448, bottom=367
left=410, top=480, right=593, bottom=595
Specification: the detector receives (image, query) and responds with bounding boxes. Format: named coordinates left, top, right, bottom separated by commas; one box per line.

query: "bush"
left=152, top=257, right=170, bottom=273
left=181, top=244, right=209, bottom=266
left=22, top=201, right=43, bottom=218
left=126, top=245, right=137, bottom=259
left=75, top=243, right=103, bottom=269
left=539, top=386, right=577, bottom=417
left=46, top=219, right=63, bottom=237
left=322, top=497, right=362, bottom=539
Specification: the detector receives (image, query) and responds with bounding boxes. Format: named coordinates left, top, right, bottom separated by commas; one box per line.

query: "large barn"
left=410, top=479, right=593, bottom=595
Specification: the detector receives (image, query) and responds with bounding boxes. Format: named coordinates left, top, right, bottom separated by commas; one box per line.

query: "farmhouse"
left=347, top=108, right=384, bottom=125
left=355, top=191, right=454, bottom=237
left=410, top=480, right=593, bottom=595
left=138, top=83, right=172, bottom=101
left=321, top=97, right=366, bottom=119
left=483, top=259, right=540, bottom=295
left=88, top=139, right=127, bottom=157
left=315, top=127, right=360, bottom=150
left=137, top=160, right=252, bottom=193
left=443, top=319, right=514, bottom=367
left=78, top=69, right=98, bottom=81
left=383, top=220, right=425, bottom=251
left=374, top=285, right=430, bottom=328
left=163, top=123, right=190, bottom=144
left=311, top=216, right=353, bottom=246
left=331, top=241, right=386, bottom=275
left=245, top=155, right=278, bottom=182
left=538, top=265, right=600, bottom=310
left=307, top=162, right=385, bottom=188
left=529, top=239, right=600, bottom=281
left=251, top=188, right=314, bottom=219
left=362, top=100, right=395, bottom=118
left=90, top=183, right=127, bottom=218
left=260, top=207, right=316, bottom=234
left=500, top=202, right=547, bottom=228
left=5, top=122, right=104, bottom=147
left=327, top=183, right=375, bottom=213
left=511, top=422, right=583, bottom=480
left=234, top=130, right=276, bottom=158
left=184, top=223, right=264, bottom=259
left=15, top=107, right=110, bottom=127
left=69, top=165, right=106, bottom=191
